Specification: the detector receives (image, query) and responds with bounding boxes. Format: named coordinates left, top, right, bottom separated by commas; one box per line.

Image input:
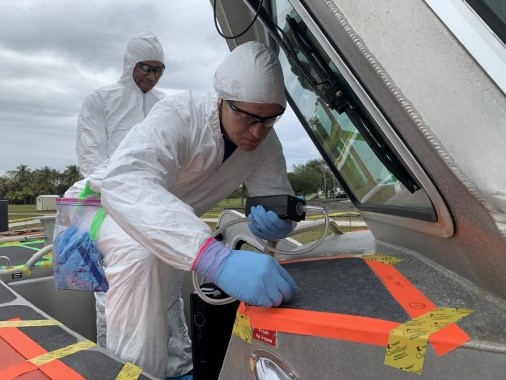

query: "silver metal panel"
left=210, top=1, right=506, bottom=377
left=316, top=0, right=506, bottom=219
left=219, top=235, right=506, bottom=379
left=221, top=333, right=505, bottom=379
left=423, top=0, right=506, bottom=94
left=9, top=276, right=97, bottom=342
left=211, top=0, right=274, bottom=51
left=293, top=0, right=506, bottom=299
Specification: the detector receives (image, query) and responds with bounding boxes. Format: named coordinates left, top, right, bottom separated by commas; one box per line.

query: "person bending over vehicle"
left=88, top=41, right=296, bottom=379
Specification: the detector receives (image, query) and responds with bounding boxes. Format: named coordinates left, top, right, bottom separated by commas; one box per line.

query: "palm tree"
left=0, top=164, right=84, bottom=203
left=59, top=165, right=83, bottom=193
left=32, top=166, right=57, bottom=195
left=0, top=176, right=11, bottom=199
left=10, top=164, right=31, bottom=188
left=7, top=165, right=33, bottom=204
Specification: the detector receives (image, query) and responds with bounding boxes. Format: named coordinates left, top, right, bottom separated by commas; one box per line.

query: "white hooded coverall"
left=76, top=31, right=166, bottom=177
left=90, top=41, right=293, bottom=379
left=72, top=31, right=192, bottom=376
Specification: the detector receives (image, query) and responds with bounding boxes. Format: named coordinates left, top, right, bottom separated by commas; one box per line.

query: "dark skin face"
left=132, top=60, right=164, bottom=93
left=219, top=100, right=284, bottom=152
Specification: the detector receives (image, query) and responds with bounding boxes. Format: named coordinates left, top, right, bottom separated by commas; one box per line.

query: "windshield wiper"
left=283, top=15, right=420, bottom=193
left=244, top=0, right=419, bottom=192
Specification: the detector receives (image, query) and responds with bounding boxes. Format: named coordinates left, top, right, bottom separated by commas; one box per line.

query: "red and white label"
left=252, top=328, right=277, bottom=347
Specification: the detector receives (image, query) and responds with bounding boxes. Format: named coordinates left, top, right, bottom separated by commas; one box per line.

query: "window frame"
left=252, top=0, right=455, bottom=237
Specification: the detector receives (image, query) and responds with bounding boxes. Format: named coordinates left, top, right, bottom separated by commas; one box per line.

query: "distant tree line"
left=0, top=164, right=82, bottom=204
left=288, top=159, right=341, bottom=198
left=0, top=159, right=341, bottom=205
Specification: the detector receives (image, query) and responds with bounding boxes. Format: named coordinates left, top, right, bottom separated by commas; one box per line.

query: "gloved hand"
left=248, top=205, right=293, bottom=240
left=193, top=239, right=297, bottom=307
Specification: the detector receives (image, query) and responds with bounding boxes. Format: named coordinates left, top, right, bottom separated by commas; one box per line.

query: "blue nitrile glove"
left=193, top=239, right=297, bottom=307
left=53, top=225, right=108, bottom=292
left=248, top=205, right=293, bottom=240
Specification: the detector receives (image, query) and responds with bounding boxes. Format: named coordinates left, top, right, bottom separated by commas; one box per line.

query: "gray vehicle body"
left=212, top=0, right=506, bottom=379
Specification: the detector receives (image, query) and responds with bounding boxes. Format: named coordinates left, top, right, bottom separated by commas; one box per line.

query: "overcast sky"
left=0, top=0, right=319, bottom=176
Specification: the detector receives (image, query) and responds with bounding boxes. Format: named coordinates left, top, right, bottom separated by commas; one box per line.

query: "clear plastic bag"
left=52, top=198, right=108, bottom=292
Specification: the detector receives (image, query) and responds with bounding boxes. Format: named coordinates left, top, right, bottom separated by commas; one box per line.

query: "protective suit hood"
left=118, top=31, right=165, bottom=87
left=213, top=41, right=286, bottom=109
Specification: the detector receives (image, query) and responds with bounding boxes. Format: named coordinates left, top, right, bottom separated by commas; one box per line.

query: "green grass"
left=6, top=200, right=366, bottom=244
left=203, top=198, right=246, bottom=218
left=8, top=204, right=41, bottom=213
left=204, top=220, right=365, bottom=245
left=8, top=204, right=56, bottom=216
left=5, top=204, right=53, bottom=230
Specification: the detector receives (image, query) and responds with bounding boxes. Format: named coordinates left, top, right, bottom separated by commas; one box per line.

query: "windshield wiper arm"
left=284, top=15, right=420, bottom=193
left=246, top=1, right=420, bottom=192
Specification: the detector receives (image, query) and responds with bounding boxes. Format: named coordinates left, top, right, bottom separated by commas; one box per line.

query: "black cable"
left=213, top=0, right=265, bottom=39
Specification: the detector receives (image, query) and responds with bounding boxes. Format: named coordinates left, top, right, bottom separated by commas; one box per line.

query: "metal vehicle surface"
left=0, top=235, right=158, bottom=379
left=211, top=0, right=506, bottom=379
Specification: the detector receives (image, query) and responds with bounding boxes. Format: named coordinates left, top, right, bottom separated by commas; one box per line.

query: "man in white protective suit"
left=76, top=31, right=166, bottom=177
left=90, top=41, right=298, bottom=380
left=74, top=31, right=193, bottom=379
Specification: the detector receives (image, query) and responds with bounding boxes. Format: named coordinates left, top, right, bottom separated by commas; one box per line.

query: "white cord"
left=26, top=244, right=53, bottom=269
left=193, top=218, right=249, bottom=306
left=193, top=205, right=329, bottom=305
left=253, top=205, right=329, bottom=256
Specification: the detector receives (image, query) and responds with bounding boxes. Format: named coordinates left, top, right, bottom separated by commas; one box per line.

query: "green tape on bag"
left=78, top=181, right=100, bottom=200
left=90, top=206, right=106, bottom=241
left=76, top=181, right=105, bottom=241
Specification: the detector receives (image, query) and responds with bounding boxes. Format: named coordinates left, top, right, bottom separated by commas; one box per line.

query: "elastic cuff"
left=191, top=237, right=215, bottom=271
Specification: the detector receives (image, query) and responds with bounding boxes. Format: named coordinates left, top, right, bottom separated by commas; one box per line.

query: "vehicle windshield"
left=271, top=0, right=435, bottom=221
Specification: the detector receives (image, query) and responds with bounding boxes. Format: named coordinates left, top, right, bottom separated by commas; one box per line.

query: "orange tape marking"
left=364, top=259, right=470, bottom=355
left=238, top=303, right=397, bottom=346
left=0, top=318, right=85, bottom=380
left=238, top=256, right=469, bottom=356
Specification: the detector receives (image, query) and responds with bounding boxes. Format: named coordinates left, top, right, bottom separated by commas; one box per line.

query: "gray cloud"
left=0, top=0, right=319, bottom=175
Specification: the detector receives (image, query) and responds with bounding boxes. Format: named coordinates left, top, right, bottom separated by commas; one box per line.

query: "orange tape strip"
left=0, top=318, right=47, bottom=357
left=0, top=337, right=25, bottom=371
left=0, top=318, right=85, bottom=380
left=0, top=320, right=45, bottom=379
left=238, top=303, right=398, bottom=346
left=365, top=259, right=470, bottom=355
left=0, top=361, right=40, bottom=379
left=237, top=256, right=469, bottom=356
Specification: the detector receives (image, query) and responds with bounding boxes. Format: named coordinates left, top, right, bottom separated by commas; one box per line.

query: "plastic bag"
left=52, top=197, right=108, bottom=292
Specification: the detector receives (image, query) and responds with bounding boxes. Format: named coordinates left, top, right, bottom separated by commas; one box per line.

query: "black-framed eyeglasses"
left=226, top=100, right=284, bottom=128
left=136, top=62, right=165, bottom=77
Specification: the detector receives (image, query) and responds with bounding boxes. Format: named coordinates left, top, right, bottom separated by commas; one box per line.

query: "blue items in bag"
left=53, top=193, right=108, bottom=292
left=53, top=224, right=109, bottom=292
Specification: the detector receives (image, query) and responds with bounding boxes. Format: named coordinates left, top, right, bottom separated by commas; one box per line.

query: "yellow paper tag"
left=232, top=312, right=252, bottom=343
left=365, top=254, right=402, bottom=265
left=29, top=340, right=96, bottom=366
left=116, top=362, right=142, bottom=380
left=384, top=307, right=472, bottom=375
